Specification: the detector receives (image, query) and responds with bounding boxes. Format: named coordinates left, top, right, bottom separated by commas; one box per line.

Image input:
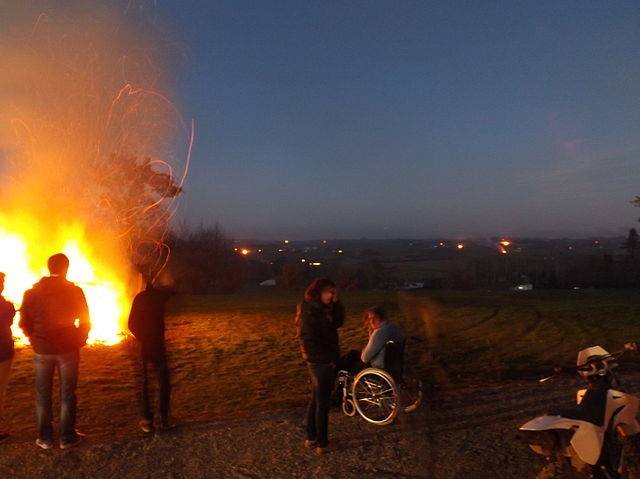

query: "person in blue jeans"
left=296, top=278, right=344, bottom=455
left=20, top=253, right=90, bottom=450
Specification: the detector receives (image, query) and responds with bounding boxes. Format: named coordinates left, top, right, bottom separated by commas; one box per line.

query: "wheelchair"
left=336, top=340, right=423, bottom=426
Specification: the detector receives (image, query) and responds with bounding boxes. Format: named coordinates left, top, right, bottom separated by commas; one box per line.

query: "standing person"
left=128, top=279, right=172, bottom=434
left=20, top=254, right=90, bottom=450
left=0, top=272, right=16, bottom=442
left=297, top=278, right=344, bottom=454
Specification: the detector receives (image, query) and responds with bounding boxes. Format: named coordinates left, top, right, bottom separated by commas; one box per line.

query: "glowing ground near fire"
left=0, top=218, right=129, bottom=346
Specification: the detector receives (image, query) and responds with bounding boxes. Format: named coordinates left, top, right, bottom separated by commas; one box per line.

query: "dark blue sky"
left=159, top=1, right=640, bottom=239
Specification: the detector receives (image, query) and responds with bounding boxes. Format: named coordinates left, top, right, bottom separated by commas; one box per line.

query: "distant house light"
left=310, top=262, right=322, bottom=266
left=284, top=239, right=290, bottom=244
left=301, top=259, right=306, bottom=263
left=278, top=248, right=284, bottom=252
left=456, top=243, right=464, bottom=250
left=240, top=248, right=250, bottom=256
left=337, top=249, right=343, bottom=254
left=500, top=240, right=511, bottom=247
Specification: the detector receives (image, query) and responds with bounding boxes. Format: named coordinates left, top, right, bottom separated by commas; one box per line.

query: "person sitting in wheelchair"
left=340, top=306, right=405, bottom=374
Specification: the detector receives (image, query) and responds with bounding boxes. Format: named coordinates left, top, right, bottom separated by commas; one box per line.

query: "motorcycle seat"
left=550, top=387, right=608, bottom=427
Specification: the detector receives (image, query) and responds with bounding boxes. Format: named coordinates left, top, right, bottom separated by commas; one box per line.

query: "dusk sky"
left=159, top=1, right=640, bottom=240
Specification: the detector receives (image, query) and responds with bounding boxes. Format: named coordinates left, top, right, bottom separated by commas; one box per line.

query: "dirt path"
left=3, top=374, right=628, bottom=478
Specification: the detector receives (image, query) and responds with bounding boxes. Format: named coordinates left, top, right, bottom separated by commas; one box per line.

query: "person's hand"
left=625, top=342, right=638, bottom=351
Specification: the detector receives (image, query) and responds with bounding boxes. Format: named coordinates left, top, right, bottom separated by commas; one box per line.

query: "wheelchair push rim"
left=352, top=368, right=399, bottom=426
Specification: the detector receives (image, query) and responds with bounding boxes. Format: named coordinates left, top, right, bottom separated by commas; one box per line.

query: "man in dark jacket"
left=0, top=272, right=16, bottom=442
left=20, top=254, right=90, bottom=450
left=128, top=279, right=171, bottom=433
left=297, top=278, right=345, bottom=454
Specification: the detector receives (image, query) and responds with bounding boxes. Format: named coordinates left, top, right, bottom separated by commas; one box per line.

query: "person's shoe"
left=139, top=419, right=154, bottom=434
left=156, top=421, right=176, bottom=434
left=315, top=443, right=334, bottom=455
left=35, top=438, right=54, bottom=450
left=304, top=439, right=317, bottom=448
left=60, top=432, right=85, bottom=450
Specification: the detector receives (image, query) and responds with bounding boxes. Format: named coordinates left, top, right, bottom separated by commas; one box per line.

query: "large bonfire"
left=0, top=2, right=191, bottom=345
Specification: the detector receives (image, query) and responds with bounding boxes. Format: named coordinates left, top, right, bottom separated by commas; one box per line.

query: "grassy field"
left=3, top=288, right=640, bottom=443
left=410, top=289, right=640, bottom=381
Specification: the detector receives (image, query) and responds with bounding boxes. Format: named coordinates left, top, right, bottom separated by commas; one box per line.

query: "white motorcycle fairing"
left=520, top=389, right=640, bottom=466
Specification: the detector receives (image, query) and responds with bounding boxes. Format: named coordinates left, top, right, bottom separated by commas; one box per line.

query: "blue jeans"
left=305, top=362, right=335, bottom=447
left=34, top=350, right=80, bottom=444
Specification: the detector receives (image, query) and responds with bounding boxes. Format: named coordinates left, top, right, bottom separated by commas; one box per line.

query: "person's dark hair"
left=304, top=278, right=336, bottom=303
left=364, top=306, right=387, bottom=322
left=48, top=253, right=70, bottom=275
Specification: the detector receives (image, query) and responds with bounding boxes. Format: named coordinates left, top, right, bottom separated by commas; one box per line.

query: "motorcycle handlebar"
left=538, top=348, right=631, bottom=383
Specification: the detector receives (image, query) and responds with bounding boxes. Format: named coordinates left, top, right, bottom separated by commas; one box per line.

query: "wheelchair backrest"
left=383, top=340, right=405, bottom=380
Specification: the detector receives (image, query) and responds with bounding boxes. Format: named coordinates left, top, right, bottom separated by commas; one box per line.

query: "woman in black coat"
left=296, top=278, right=344, bottom=454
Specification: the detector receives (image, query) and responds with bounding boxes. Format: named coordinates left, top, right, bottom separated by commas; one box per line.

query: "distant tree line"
left=166, top=225, right=245, bottom=293
left=162, top=194, right=640, bottom=293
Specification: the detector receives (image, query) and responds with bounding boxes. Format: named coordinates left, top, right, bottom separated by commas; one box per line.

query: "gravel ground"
left=4, top=375, right=632, bottom=479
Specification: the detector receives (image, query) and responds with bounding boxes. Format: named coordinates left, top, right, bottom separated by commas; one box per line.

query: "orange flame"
left=0, top=215, right=129, bottom=346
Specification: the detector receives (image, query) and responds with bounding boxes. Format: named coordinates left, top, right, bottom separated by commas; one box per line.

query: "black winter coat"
left=0, top=296, right=15, bottom=362
left=297, top=300, right=345, bottom=364
left=128, top=287, right=171, bottom=360
left=19, top=276, right=90, bottom=355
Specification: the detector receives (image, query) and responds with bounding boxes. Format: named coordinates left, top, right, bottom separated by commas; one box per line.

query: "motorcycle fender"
left=520, top=415, right=603, bottom=465
left=609, top=390, right=640, bottom=435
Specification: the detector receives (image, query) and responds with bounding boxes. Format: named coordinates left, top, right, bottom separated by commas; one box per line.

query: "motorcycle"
left=519, top=345, right=640, bottom=479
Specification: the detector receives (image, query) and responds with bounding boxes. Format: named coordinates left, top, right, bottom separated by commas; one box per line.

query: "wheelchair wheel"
left=352, top=368, right=399, bottom=426
left=399, top=377, right=423, bottom=413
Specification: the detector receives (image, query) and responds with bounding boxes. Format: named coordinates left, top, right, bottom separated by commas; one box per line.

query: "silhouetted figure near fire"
left=0, top=272, right=16, bottom=442
left=128, top=278, right=172, bottom=434
left=296, top=278, right=345, bottom=455
left=20, top=254, right=90, bottom=450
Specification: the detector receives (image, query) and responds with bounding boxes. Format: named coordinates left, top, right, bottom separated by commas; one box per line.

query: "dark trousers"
left=338, top=349, right=367, bottom=374
left=34, top=350, right=80, bottom=444
left=305, top=362, right=335, bottom=447
left=140, top=353, right=171, bottom=424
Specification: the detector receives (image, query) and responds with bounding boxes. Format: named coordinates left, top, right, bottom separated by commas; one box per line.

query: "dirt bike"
left=519, top=345, right=640, bottom=479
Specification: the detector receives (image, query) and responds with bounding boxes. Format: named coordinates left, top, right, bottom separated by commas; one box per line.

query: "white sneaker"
left=35, top=438, right=53, bottom=450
